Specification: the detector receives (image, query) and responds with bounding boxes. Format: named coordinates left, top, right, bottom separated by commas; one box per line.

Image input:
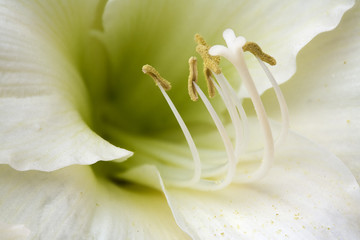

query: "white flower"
left=0, top=0, right=359, bottom=239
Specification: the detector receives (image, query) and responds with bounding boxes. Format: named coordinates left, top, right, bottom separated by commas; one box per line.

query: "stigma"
left=142, top=29, right=289, bottom=191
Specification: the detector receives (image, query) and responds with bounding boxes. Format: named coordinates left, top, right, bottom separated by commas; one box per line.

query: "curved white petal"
left=235, top=0, right=355, bottom=97
left=0, top=165, right=190, bottom=240
left=0, top=1, right=132, bottom=171
left=164, top=131, right=360, bottom=239
left=263, top=3, right=360, bottom=182
left=99, top=0, right=353, bottom=100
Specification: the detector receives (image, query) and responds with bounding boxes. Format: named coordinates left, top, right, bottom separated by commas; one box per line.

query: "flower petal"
left=0, top=1, right=132, bottom=171
left=234, top=0, right=355, bottom=97
left=263, top=3, right=360, bottom=182
left=99, top=0, right=354, bottom=102
left=164, top=131, right=360, bottom=239
left=0, top=165, right=190, bottom=239
left=0, top=222, right=30, bottom=240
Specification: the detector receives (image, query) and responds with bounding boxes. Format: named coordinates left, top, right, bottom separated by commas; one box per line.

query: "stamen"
left=188, top=56, right=198, bottom=101
left=142, top=65, right=201, bottom=186
left=142, top=64, right=172, bottom=90
left=242, top=42, right=276, bottom=66
left=242, top=41, right=289, bottom=148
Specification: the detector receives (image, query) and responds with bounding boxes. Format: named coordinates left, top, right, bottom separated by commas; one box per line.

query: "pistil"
left=210, top=29, right=275, bottom=182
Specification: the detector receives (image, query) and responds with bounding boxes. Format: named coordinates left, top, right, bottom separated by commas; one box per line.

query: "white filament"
left=157, top=84, right=202, bottom=187
left=213, top=74, right=249, bottom=157
left=256, top=57, right=289, bottom=147
left=212, top=78, right=244, bottom=159
left=193, top=82, right=237, bottom=190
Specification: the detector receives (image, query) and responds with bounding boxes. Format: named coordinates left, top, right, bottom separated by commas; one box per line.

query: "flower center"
left=137, top=29, right=289, bottom=190
left=91, top=28, right=289, bottom=191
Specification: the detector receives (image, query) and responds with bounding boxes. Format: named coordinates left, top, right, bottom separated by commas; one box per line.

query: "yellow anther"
left=194, top=33, right=208, bottom=47
left=242, top=42, right=276, bottom=66
left=195, top=34, right=220, bottom=62
left=142, top=64, right=171, bottom=90
left=195, top=34, right=221, bottom=74
left=188, top=57, right=198, bottom=101
left=196, top=45, right=221, bottom=74
left=194, top=33, right=221, bottom=98
left=204, top=66, right=216, bottom=98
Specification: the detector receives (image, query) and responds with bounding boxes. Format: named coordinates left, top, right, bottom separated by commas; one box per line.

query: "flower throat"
left=142, top=29, right=289, bottom=191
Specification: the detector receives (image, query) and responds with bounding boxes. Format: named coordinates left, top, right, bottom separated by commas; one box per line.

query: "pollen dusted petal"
left=164, top=130, right=360, bottom=240
left=263, top=3, right=360, bottom=182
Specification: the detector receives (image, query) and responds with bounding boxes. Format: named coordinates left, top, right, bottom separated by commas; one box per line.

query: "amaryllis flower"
left=0, top=0, right=359, bottom=239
